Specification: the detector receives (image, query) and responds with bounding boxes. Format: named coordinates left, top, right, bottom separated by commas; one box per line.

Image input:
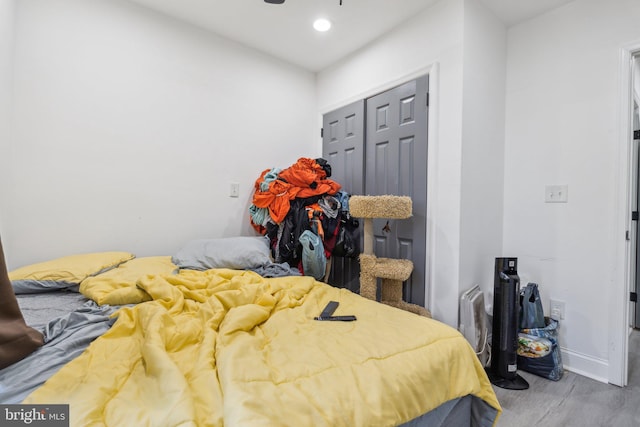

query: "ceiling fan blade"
left=264, top=0, right=285, bottom=4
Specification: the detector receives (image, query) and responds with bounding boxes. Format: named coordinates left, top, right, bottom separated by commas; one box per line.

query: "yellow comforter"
left=26, top=269, right=500, bottom=426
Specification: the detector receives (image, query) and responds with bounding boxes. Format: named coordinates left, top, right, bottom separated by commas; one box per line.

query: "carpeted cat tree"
left=349, top=195, right=430, bottom=317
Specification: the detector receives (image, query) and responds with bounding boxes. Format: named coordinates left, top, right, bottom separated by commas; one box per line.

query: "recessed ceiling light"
left=313, top=18, right=332, bottom=32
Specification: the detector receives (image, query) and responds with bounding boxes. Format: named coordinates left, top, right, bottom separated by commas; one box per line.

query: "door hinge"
left=426, top=92, right=430, bottom=107
left=631, top=292, right=638, bottom=303
left=634, top=130, right=640, bottom=140
left=633, top=211, right=639, bottom=221
left=320, top=128, right=324, bottom=138
left=626, top=230, right=631, bottom=241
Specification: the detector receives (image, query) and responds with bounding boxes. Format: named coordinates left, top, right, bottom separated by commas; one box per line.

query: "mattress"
left=1, top=258, right=501, bottom=427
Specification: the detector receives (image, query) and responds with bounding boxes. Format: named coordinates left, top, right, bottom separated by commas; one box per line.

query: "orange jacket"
left=251, top=158, right=341, bottom=226
left=279, top=158, right=341, bottom=199
left=252, top=179, right=301, bottom=224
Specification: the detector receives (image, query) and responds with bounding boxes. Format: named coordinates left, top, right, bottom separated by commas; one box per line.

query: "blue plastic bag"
left=298, top=230, right=326, bottom=281
left=518, top=317, right=564, bottom=381
left=519, top=283, right=546, bottom=329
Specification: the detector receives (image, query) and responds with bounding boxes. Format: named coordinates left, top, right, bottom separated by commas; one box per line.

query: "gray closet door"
left=323, top=100, right=365, bottom=195
left=322, top=100, right=364, bottom=293
left=365, top=75, right=429, bottom=306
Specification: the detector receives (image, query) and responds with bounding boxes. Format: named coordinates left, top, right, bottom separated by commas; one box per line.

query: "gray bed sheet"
left=0, top=292, right=119, bottom=404
left=16, top=291, right=89, bottom=329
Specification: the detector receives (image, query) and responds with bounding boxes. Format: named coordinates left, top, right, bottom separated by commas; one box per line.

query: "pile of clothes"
left=249, top=157, right=359, bottom=280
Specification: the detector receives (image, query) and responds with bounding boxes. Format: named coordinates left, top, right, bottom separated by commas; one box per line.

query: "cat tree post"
left=362, top=217, right=374, bottom=255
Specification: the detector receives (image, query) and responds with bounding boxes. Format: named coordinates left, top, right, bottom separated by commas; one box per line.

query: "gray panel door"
left=365, top=76, right=429, bottom=307
left=322, top=100, right=364, bottom=293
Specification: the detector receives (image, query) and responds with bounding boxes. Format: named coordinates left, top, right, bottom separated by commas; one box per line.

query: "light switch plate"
left=545, top=185, right=568, bottom=203
left=230, top=182, right=240, bottom=198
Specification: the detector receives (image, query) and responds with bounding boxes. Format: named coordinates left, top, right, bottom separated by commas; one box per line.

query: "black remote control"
left=314, top=315, right=357, bottom=322
left=319, top=301, right=339, bottom=318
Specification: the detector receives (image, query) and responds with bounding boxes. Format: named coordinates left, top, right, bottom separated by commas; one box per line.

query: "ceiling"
left=125, top=0, right=575, bottom=72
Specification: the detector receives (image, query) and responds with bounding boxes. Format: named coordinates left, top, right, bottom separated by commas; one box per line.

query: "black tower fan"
left=486, top=257, right=529, bottom=390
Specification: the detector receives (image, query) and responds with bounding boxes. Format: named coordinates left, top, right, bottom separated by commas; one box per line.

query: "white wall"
left=0, top=0, right=15, bottom=243
left=317, top=0, right=465, bottom=326
left=503, top=0, right=640, bottom=381
left=5, top=0, right=317, bottom=269
left=459, top=0, right=507, bottom=309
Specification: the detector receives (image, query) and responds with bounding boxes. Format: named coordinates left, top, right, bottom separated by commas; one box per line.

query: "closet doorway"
left=323, top=75, right=429, bottom=308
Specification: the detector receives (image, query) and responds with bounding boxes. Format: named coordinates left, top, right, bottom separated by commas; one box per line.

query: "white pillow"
left=172, top=236, right=272, bottom=271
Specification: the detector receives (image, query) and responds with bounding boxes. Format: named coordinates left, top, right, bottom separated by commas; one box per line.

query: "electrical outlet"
left=229, top=182, right=240, bottom=198
left=550, top=299, right=565, bottom=320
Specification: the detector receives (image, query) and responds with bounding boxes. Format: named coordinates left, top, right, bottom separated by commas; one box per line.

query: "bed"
left=0, top=237, right=501, bottom=427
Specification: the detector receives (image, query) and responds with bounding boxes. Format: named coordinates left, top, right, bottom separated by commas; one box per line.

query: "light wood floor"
left=493, top=330, right=640, bottom=426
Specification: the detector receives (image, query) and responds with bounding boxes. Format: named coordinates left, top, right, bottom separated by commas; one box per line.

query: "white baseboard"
left=560, top=347, right=609, bottom=384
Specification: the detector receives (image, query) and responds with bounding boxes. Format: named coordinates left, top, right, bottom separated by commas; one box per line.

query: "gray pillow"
left=172, top=236, right=272, bottom=271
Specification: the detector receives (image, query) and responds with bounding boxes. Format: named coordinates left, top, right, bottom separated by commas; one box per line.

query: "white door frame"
left=612, top=41, right=640, bottom=387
